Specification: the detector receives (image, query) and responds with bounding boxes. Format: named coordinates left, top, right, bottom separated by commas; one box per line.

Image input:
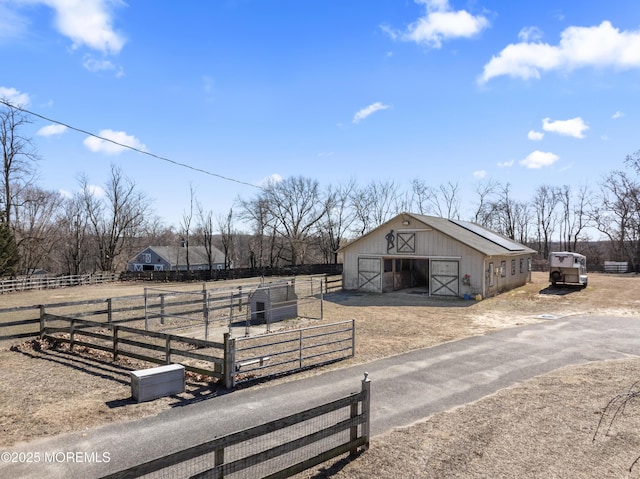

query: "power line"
left=0, top=99, right=262, bottom=190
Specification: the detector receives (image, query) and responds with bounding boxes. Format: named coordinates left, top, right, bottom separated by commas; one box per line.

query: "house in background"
left=339, top=212, right=535, bottom=298
left=126, top=245, right=227, bottom=272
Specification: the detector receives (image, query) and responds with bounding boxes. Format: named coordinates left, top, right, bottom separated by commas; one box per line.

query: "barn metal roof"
left=413, top=214, right=536, bottom=256
left=341, top=213, right=536, bottom=257
left=141, top=245, right=225, bottom=267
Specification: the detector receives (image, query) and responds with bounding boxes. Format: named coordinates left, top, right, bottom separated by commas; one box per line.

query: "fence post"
left=320, top=278, right=324, bottom=320
left=299, top=329, right=303, bottom=369
left=361, top=372, right=371, bottom=451
left=349, top=396, right=358, bottom=457
left=203, top=288, right=209, bottom=341
left=223, top=333, right=236, bottom=389
left=165, top=336, right=171, bottom=364
left=144, top=288, right=149, bottom=330
left=107, top=298, right=113, bottom=324
left=160, top=293, right=165, bottom=325
left=39, top=305, right=45, bottom=339
left=215, top=447, right=225, bottom=478
left=113, top=325, right=119, bottom=361
left=70, top=318, right=75, bottom=352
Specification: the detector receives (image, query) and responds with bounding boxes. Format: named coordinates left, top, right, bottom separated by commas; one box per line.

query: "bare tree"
left=409, top=179, right=432, bottom=215
left=429, top=181, right=461, bottom=219
left=179, top=184, right=196, bottom=271
left=13, top=186, right=63, bottom=275
left=319, top=180, right=357, bottom=264
left=196, top=201, right=217, bottom=271
left=217, top=208, right=235, bottom=269
left=351, top=179, right=400, bottom=235
left=258, top=176, right=328, bottom=266
left=473, top=179, right=501, bottom=224
left=592, top=169, right=640, bottom=270
left=80, top=164, right=151, bottom=272
left=57, top=193, right=89, bottom=275
left=558, top=184, right=593, bottom=252
left=0, top=103, right=39, bottom=227
left=533, top=185, right=560, bottom=259
left=238, top=195, right=283, bottom=269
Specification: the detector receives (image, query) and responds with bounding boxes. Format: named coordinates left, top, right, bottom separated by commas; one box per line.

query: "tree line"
left=2, top=103, right=639, bottom=277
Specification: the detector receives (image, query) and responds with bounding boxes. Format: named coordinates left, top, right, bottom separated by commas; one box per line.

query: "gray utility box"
left=130, top=364, right=185, bottom=402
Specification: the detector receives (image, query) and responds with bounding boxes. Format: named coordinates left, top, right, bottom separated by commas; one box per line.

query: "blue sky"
left=1, top=0, right=639, bottom=230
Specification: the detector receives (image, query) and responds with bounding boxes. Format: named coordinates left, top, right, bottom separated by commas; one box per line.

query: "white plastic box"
left=130, top=364, right=185, bottom=402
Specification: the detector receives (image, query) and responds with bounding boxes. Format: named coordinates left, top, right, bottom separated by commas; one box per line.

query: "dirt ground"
left=2, top=272, right=640, bottom=477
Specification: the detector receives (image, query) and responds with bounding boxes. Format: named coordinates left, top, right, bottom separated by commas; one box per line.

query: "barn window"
left=501, top=261, right=506, bottom=277
left=520, top=258, right=524, bottom=273
left=511, top=259, right=516, bottom=275
left=488, top=263, right=495, bottom=287
left=384, top=259, right=393, bottom=272
left=142, top=253, right=151, bottom=263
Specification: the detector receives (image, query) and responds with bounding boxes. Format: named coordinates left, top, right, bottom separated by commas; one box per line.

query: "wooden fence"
left=99, top=374, right=370, bottom=479
left=0, top=272, right=119, bottom=294
left=41, top=313, right=226, bottom=381
left=120, top=264, right=343, bottom=283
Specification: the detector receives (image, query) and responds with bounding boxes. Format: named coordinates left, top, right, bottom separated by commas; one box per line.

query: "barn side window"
left=384, top=259, right=393, bottom=272
left=520, top=258, right=524, bottom=273
left=500, top=261, right=506, bottom=277
left=511, top=259, right=516, bottom=275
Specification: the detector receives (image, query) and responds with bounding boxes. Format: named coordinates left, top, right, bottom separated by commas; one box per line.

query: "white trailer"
left=549, top=251, right=588, bottom=287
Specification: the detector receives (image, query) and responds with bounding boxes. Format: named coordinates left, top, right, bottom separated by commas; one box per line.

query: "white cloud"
left=41, top=0, right=126, bottom=54
left=520, top=150, right=559, bottom=169
left=528, top=130, right=544, bottom=141
left=258, top=174, right=283, bottom=187
left=83, top=55, right=123, bottom=76
left=384, top=0, right=489, bottom=49
left=612, top=111, right=625, bottom=119
left=58, top=189, right=73, bottom=199
left=497, top=160, right=514, bottom=168
left=83, top=129, right=146, bottom=155
left=480, top=21, right=640, bottom=83
left=542, top=117, right=588, bottom=138
left=518, top=26, right=543, bottom=42
left=0, top=86, right=30, bottom=106
left=353, top=102, right=390, bottom=124
left=472, top=170, right=486, bottom=179
left=37, top=124, right=68, bottom=137
left=85, top=184, right=106, bottom=197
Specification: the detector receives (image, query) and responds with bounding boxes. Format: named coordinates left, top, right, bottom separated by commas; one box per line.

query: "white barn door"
left=431, top=260, right=459, bottom=296
left=358, top=257, right=382, bottom=293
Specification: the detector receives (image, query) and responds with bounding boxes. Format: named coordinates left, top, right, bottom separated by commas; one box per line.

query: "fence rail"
left=41, top=313, right=225, bottom=380
left=0, top=272, right=119, bottom=294
left=100, top=374, right=370, bottom=479
left=229, top=320, right=355, bottom=388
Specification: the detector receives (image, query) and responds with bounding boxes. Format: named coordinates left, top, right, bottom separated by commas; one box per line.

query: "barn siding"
left=342, top=215, right=532, bottom=297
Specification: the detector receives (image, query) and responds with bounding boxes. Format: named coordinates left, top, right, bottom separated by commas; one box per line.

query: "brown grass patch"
left=2, top=272, right=640, bottom=477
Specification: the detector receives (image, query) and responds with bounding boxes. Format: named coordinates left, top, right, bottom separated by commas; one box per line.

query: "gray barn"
left=249, top=281, right=299, bottom=324
left=127, top=245, right=226, bottom=272
left=340, top=212, right=535, bottom=298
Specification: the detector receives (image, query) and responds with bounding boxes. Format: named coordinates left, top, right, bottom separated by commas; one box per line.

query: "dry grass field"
left=2, top=272, right=640, bottom=478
